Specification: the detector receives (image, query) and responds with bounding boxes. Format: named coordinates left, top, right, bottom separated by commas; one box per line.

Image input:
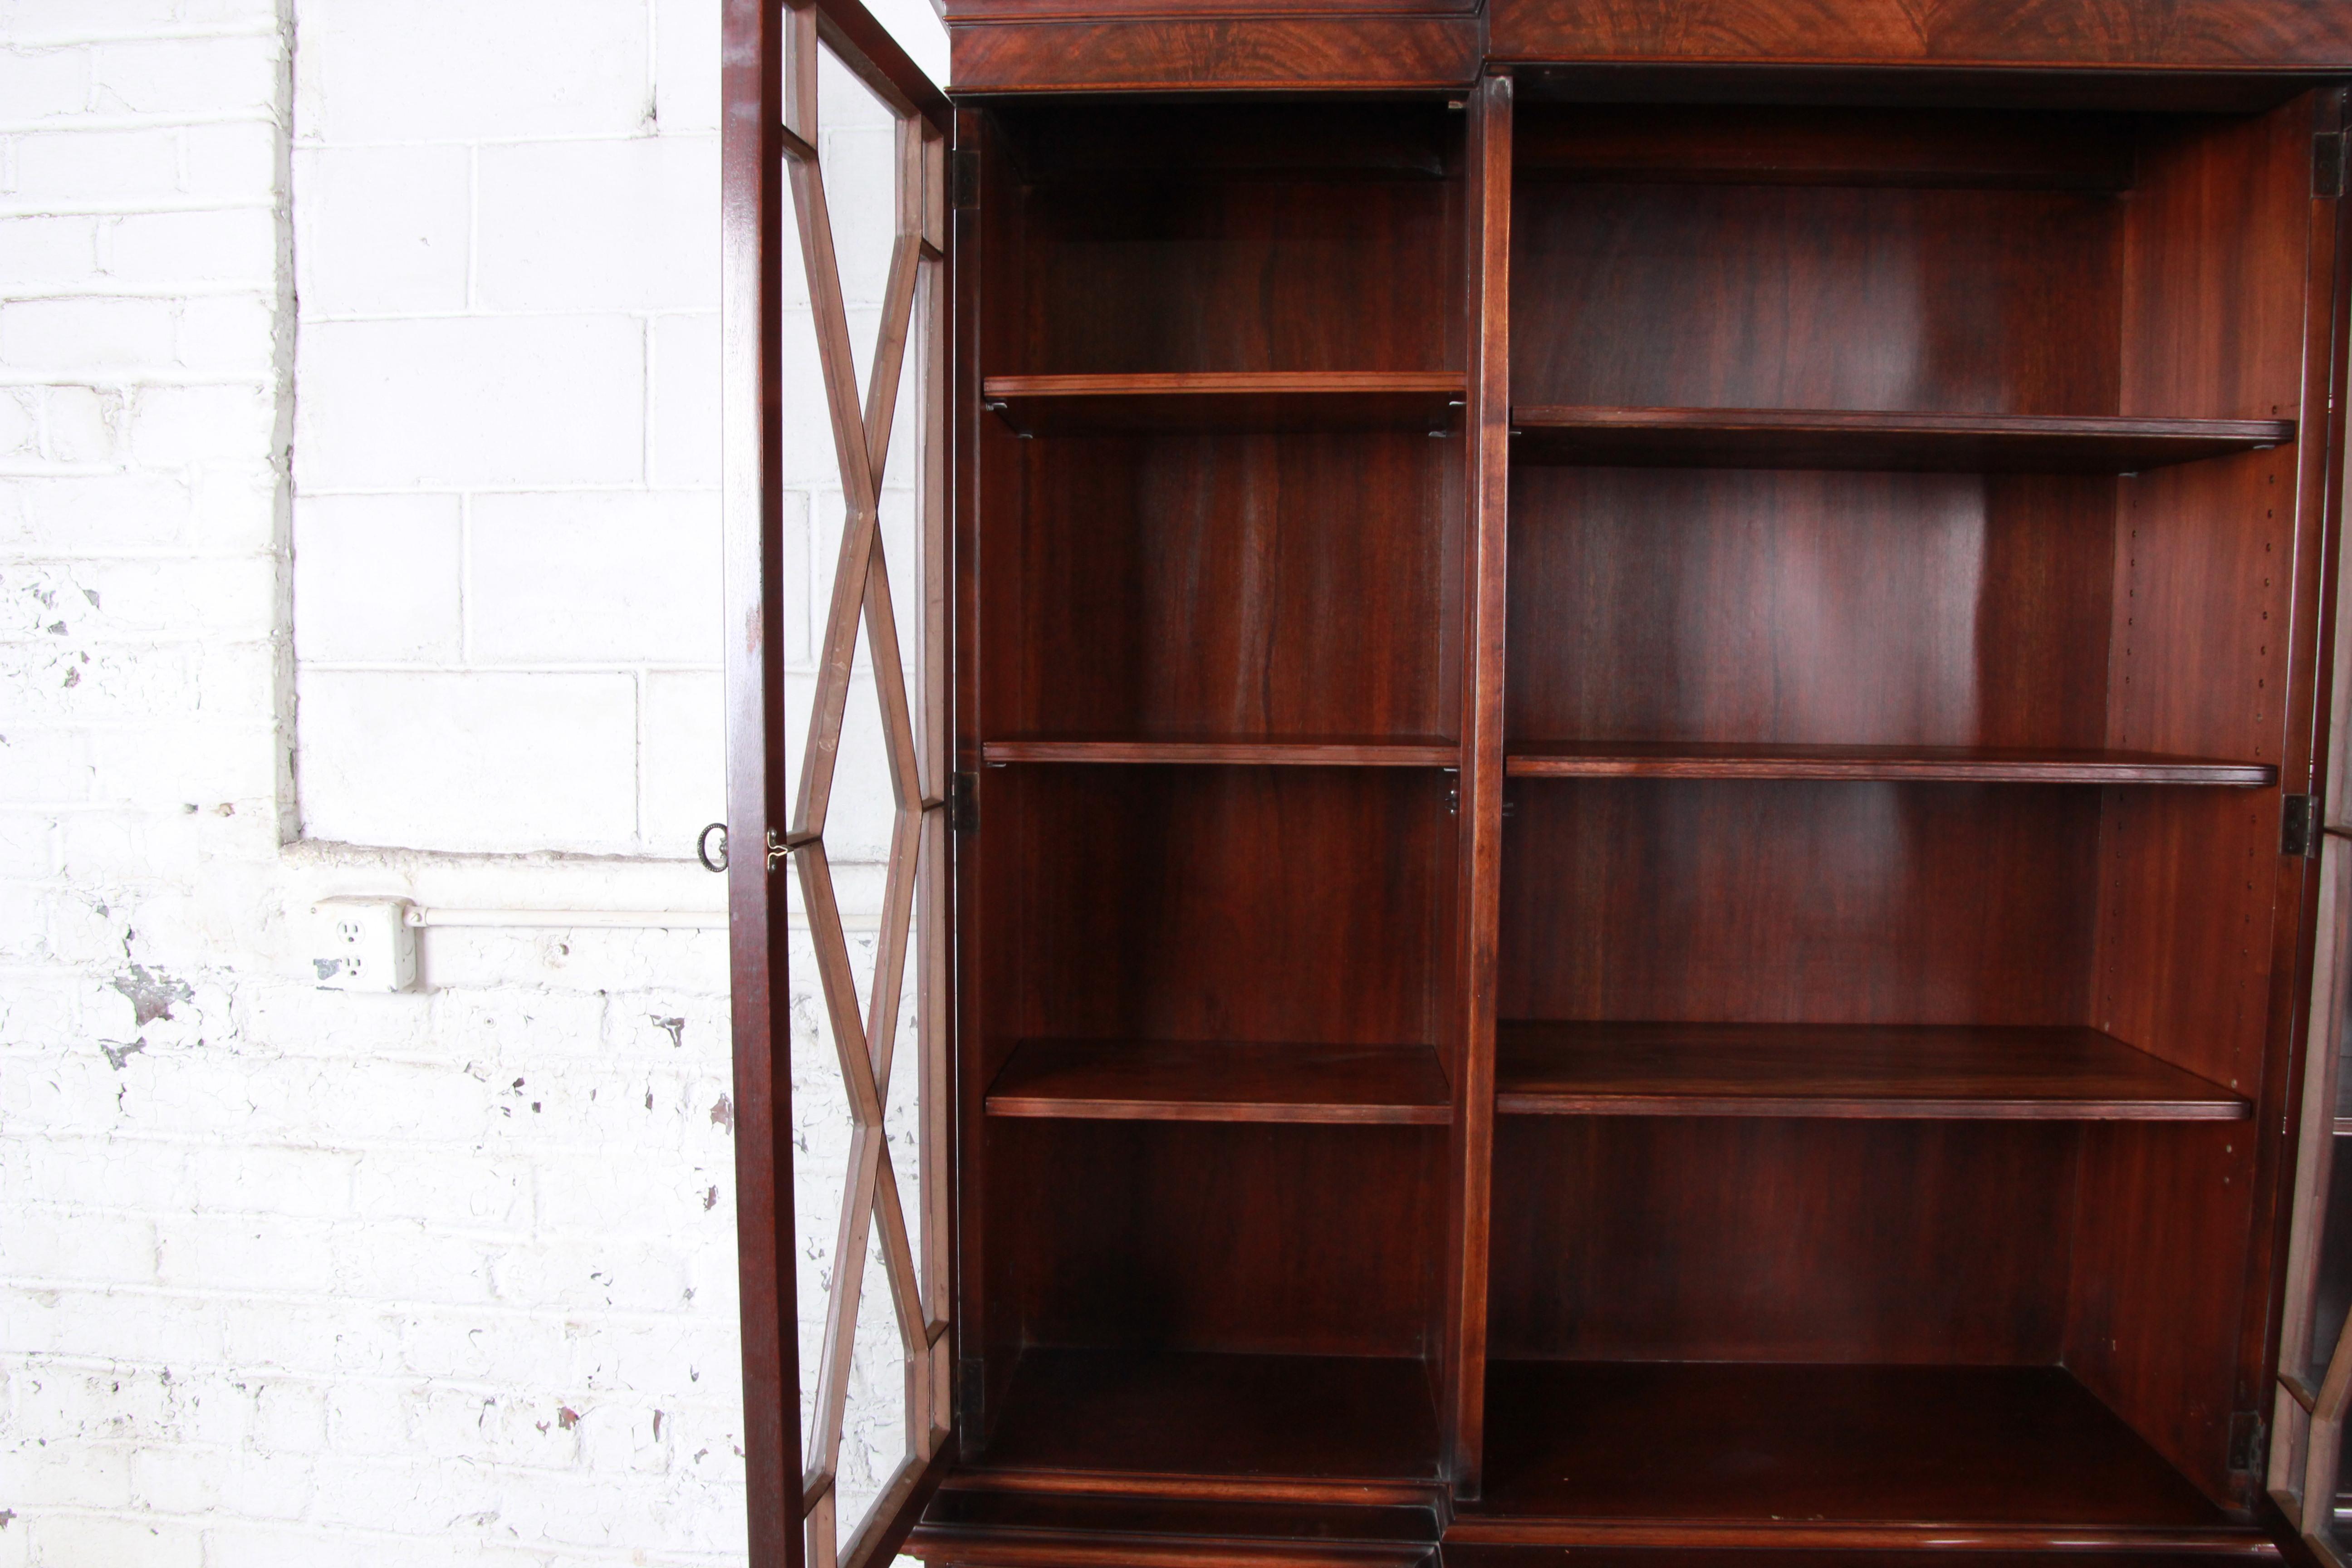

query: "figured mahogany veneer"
left=982, top=373, right=1466, bottom=435
left=1509, top=407, right=2293, bottom=472
left=1496, top=1022, right=2249, bottom=1120
left=979, top=1348, right=1444, bottom=1489
left=988, top=1040, right=1452, bottom=1125
left=1505, top=743, right=2276, bottom=784
left=1467, top=1362, right=2234, bottom=1534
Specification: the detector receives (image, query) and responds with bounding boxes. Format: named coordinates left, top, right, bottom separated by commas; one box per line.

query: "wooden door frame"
left=722, top=4, right=956, bottom=1565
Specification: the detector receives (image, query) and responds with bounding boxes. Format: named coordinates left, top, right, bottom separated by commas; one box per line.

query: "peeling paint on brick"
left=3, top=3, right=936, bottom=1558
left=111, top=958, right=192, bottom=1028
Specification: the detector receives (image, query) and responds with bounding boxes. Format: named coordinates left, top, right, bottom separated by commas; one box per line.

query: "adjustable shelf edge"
left=1503, top=743, right=2281, bottom=784
left=1508, top=406, right=2297, bottom=472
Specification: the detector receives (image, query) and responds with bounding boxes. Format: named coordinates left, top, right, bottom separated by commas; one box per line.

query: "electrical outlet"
left=311, top=897, right=416, bottom=992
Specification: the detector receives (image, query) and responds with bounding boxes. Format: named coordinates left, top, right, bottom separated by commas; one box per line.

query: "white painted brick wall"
left=1, top=0, right=950, bottom=1562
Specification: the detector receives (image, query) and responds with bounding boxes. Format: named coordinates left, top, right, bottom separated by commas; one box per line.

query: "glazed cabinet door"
left=2268, top=93, right=2352, bottom=1561
left=720, top=3, right=957, bottom=1566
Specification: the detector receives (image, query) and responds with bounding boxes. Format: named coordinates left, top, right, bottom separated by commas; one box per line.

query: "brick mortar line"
left=294, top=661, right=730, bottom=674
left=0, top=1510, right=750, bottom=1566
left=8, top=1210, right=740, bottom=1249
left=292, top=131, right=718, bottom=152
left=0, top=286, right=283, bottom=302
left=0, top=1276, right=759, bottom=1325
left=0, top=1364, right=750, bottom=1417
left=0, top=110, right=284, bottom=134
left=293, top=483, right=731, bottom=496
left=0, top=1445, right=751, bottom=1482
left=0, top=370, right=289, bottom=386
left=7, top=22, right=287, bottom=47
left=0, top=198, right=277, bottom=218
left=0, top=549, right=302, bottom=562
left=0, top=1130, right=750, bottom=1164
left=0, top=1044, right=743, bottom=1073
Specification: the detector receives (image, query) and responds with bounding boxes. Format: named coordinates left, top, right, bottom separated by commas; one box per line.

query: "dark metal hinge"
left=950, top=770, right=979, bottom=835
left=2317, top=130, right=2346, bottom=199
left=2283, top=794, right=2322, bottom=859
left=948, top=149, right=980, bottom=210
left=2229, top=1410, right=2268, bottom=1475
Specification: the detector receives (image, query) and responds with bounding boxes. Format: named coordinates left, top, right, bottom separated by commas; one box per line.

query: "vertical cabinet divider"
left=1444, top=66, right=1512, bottom=1497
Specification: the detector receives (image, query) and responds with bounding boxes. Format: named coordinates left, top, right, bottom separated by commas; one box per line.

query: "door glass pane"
left=775, top=21, right=947, bottom=1568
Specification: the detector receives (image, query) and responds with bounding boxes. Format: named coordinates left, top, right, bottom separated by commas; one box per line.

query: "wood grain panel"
left=2071, top=99, right=2322, bottom=1508
left=1016, top=177, right=1452, bottom=376
left=2068, top=1121, right=2262, bottom=1506
left=1489, top=1118, right=2076, bottom=1362
left=975, top=1347, right=1442, bottom=1485
left=1511, top=184, right=2122, bottom=414
left=2124, top=110, right=2313, bottom=423
left=1506, top=469, right=2117, bottom=750
left=988, top=765, right=1449, bottom=1052
left=1499, top=780, right=2101, bottom=1025
left=1487, top=0, right=2352, bottom=70
left=996, top=1120, right=1444, bottom=1356
left=989, top=99, right=1457, bottom=181
left=1516, top=103, right=2139, bottom=189
left=1470, top=1361, right=2232, bottom=1527
left=950, top=16, right=1480, bottom=92
left=995, top=432, right=1451, bottom=746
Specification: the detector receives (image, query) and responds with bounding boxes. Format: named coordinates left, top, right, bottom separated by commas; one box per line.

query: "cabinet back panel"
left=1507, top=468, right=2116, bottom=747
left=991, top=1119, right=1444, bottom=1357
left=1514, top=103, right=2142, bottom=190
left=979, top=765, right=1450, bottom=1049
left=1511, top=184, right=2121, bottom=413
left=1490, top=1116, right=2075, bottom=1362
left=1014, top=179, right=1453, bottom=375
left=989, top=432, right=1454, bottom=743
left=1498, top=779, right=2100, bottom=1024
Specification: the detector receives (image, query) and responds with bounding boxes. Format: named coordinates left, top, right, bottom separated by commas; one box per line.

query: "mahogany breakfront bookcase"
left=716, top=3, right=2352, bottom=1568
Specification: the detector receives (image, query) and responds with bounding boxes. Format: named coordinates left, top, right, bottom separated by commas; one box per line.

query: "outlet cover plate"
left=311, top=897, right=416, bottom=992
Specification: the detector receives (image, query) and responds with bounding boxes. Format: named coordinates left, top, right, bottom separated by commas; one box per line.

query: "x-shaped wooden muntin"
left=777, top=7, right=951, bottom=1566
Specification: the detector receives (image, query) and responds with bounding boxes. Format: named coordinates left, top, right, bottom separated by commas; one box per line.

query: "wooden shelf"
left=983, top=737, right=1458, bottom=768
left=1448, top=1548, right=2264, bottom=1568
left=978, top=1347, right=1441, bottom=1490
left=915, top=1490, right=1441, bottom=1568
left=1509, top=406, right=2293, bottom=472
left=1505, top=742, right=2276, bottom=786
left=982, top=373, right=1466, bottom=435
left=986, top=1040, right=1452, bottom=1125
left=1496, top=1022, right=2249, bottom=1120
left=1463, top=1361, right=2234, bottom=1540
